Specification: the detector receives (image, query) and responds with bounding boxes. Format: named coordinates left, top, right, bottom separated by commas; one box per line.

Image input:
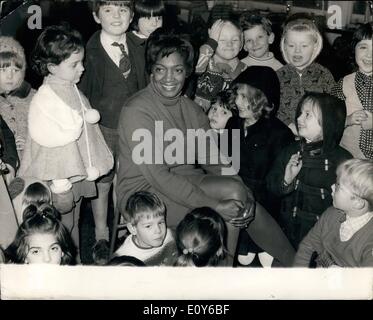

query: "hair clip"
left=182, top=248, right=193, bottom=255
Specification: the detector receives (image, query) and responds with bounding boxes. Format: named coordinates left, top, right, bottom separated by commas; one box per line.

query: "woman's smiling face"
left=151, top=52, right=187, bottom=98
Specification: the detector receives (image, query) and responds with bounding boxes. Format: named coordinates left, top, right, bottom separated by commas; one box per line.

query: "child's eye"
left=175, top=68, right=184, bottom=73
left=51, top=245, right=60, bottom=252
left=30, top=249, right=40, bottom=255
left=120, top=8, right=128, bottom=13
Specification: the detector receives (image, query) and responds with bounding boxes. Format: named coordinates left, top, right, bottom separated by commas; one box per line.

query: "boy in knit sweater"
left=294, top=159, right=373, bottom=267
left=115, top=191, right=177, bottom=266
left=194, top=19, right=247, bottom=112
left=239, top=13, right=283, bottom=71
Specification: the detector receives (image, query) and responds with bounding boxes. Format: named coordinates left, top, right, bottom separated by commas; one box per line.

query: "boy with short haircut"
left=239, top=13, right=283, bottom=71
left=194, top=19, right=247, bottom=112
left=79, top=1, right=148, bottom=263
left=114, top=191, right=177, bottom=266
left=294, top=159, right=373, bottom=267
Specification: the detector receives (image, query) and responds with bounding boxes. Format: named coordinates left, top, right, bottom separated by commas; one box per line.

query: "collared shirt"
left=340, top=211, right=373, bottom=241
left=100, top=30, right=128, bottom=67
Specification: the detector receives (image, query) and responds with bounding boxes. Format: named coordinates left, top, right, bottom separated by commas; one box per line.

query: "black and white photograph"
left=0, top=0, right=372, bottom=304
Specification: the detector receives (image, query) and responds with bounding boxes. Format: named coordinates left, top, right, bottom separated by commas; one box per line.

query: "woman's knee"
left=223, top=178, right=248, bottom=202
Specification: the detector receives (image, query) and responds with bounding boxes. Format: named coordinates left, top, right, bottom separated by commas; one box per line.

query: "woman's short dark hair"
left=131, top=0, right=165, bottom=32
left=351, top=22, right=373, bottom=50
left=31, top=24, right=84, bottom=77
left=145, top=27, right=194, bottom=76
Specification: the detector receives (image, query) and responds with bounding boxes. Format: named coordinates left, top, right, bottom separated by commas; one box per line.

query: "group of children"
left=0, top=0, right=372, bottom=268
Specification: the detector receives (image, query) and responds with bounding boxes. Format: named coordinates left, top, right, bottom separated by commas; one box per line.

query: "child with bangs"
left=128, top=0, right=164, bottom=84
left=294, top=159, right=373, bottom=267
left=0, top=37, right=35, bottom=160
left=114, top=191, right=177, bottom=266
left=267, top=92, right=352, bottom=249
left=277, top=17, right=335, bottom=129
left=239, top=13, right=283, bottom=71
left=80, top=1, right=148, bottom=263
left=331, top=22, right=372, bottom=160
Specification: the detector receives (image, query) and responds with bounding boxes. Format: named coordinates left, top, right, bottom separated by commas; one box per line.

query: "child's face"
left=243, top=25, right=274, bottom=59
left=235, top=85, right=254, bottom=120
left=132, top=213, right=166, bottom=248
left=93, top=4, right=133, bottom=38
left=138, top=16, right=162, bottom=38
left=208, top=102, right=232, bottom=129
left=331, top=178, right=360, bottom=216
left=49, top=50, right=85, bottom=84
left=0, top=64, right=23, bottom=94
left=284, top=31, right=317, bottom=70
left=215, top=23, right=242, bottom=62
left=297, top=101, right=323, bottom=142
left=355, top=39, right=372, bottom=75
left=25, top=233, right=63, bottom=264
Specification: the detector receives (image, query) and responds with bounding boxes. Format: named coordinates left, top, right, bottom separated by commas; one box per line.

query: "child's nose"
left=6, top=70, right=13, bottom=79
left=331, top=184, right=335, bottom=193
left=113, top=9, right=121, bottom=18
left=295, top=45, right=301, bottom=53
left=43, top=251, right=51, bottom=263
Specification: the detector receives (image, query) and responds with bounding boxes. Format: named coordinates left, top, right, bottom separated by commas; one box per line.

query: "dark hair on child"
left=90, top=0, right=134, bottom=15
left=146, top=27, right=194, bottom=76
left=295, top=92, right=346, bottom=153
left=175, top=207, right=226, bottom=267
left=124, top=191, right=166, bottom=224
left=31, top=23, right=84, bottom=77
left=0, top=51, right=24, bottom=70
left=5, top=203, right=76, bottom=265
left=351, top=22, right=373, bottom=50
left=239, top=13, right=272, bottom=35
left=107, top=255, right=146, bottom=266
left=22, top=182, right=51, bottom=212
left=210, top=89, right=238, bottom=117
left=131, top=0, right=164, bottom=32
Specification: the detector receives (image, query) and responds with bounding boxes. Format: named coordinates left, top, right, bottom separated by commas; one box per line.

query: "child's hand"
left=346, top=110, right=368, bottom=126
left=284, top=152, right=303, bottom=185
left=15, top=136, right=25, bottom=151
left=361, top=111, right=373, bottom=130
left=208, top=19, right=224, bottom=42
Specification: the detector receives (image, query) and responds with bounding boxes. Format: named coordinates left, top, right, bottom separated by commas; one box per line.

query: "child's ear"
left=268, top=32, right=275, bottom=45
left=92, top=12, right=101, bottom=25
left=352, top=197, right=366, bottom=210
left=127, top=223, right=137, bottom=235
left=47, top=63, right=57, bottom=75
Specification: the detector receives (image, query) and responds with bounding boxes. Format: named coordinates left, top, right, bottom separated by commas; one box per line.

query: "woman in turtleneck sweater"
left=117, top=28, right=296, bottom=266
left=267, top=92, right=352, bottom=250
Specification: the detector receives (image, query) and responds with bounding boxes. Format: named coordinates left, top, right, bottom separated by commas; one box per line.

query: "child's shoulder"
left=86, top=30, right=102, bottom=50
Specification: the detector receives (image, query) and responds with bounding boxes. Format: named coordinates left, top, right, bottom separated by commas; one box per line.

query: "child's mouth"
left=293, top=55, right=303, bottom=62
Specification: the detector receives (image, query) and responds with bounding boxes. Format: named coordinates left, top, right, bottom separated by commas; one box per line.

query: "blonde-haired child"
left=114, top=191, right=177, bottom=266
left=0, top=36, right=35, bottom=160
left=277, top=18, right=335, bottom=128
left=294, top=159, right=373, bottom=267
left=331, top=22, right=372, bottom=160
left=194, top=19, right=247, bottom=112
